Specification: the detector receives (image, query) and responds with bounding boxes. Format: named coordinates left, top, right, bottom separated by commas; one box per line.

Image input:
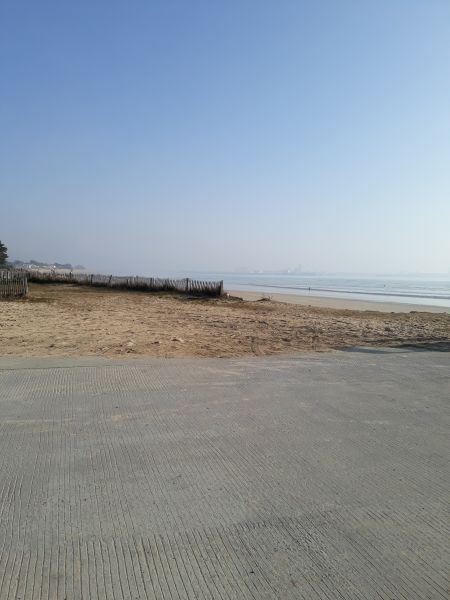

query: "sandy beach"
left=1, top=283, right=448, bottom=358
left=230, top=290, right=450, bottom=313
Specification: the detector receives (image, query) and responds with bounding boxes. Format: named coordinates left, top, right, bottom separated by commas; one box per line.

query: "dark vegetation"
left=0, top=240, right=8, bottom=267
left=10, top=259, right=85, bottom=269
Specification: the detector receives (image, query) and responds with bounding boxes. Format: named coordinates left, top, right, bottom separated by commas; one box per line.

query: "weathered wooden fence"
left=22, top=270, right=224, bottom=297
left=0, top=270, right=28, bottom=298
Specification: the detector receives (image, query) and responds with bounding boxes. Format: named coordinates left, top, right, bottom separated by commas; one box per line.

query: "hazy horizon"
left=2, top=1, right=450, bottom=275
left=7, top=256, right=450, bottom=279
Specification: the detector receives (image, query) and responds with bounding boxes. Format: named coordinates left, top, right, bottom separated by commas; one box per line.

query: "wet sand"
left=230, top=290, right=450, bottom=314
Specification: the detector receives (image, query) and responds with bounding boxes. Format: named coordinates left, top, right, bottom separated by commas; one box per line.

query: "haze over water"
left=171, top=273, right=450, bottom=309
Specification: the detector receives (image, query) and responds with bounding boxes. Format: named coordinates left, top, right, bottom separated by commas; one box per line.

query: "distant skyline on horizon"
left=7, top=254, right=450, bottom=278
left=2, top=1, right=450, bottom=274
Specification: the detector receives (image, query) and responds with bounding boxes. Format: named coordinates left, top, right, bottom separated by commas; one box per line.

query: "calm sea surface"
left=171, top=273, right=450, bottom=308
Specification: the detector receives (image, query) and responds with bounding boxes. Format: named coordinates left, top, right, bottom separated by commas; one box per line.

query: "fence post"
left=0, top=271, right=28, bottom=299
left=4, top=270, right=223, bottom=298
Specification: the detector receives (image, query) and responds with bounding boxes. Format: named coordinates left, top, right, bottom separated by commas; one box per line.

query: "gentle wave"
left=211, top=274, right=450, bottom=308
left=244, top=282, right=450, bottom=301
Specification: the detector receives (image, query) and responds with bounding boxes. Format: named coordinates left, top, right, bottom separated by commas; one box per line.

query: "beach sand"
left=1, top=283, right=448, bottom=358
left=230, top=290, right=450, bottom=314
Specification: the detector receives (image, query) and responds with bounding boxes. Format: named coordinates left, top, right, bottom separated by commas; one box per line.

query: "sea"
left=169, top=272, right=450, bottom=309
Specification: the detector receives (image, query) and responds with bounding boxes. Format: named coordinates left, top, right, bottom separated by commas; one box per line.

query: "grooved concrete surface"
left=0, top=350, right=448, bottom=599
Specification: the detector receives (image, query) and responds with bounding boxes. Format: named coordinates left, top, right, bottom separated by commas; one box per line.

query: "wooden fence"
left=22, top=270, right=224, bottom=297
left=0, top=270, right=28, bottom=298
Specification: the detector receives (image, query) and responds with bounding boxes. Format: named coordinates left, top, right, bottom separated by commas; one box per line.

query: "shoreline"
left=228, top=290, right=450, bottom=314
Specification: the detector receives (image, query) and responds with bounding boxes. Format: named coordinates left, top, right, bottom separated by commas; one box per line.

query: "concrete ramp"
left=0, top=351, right=448, bottom=599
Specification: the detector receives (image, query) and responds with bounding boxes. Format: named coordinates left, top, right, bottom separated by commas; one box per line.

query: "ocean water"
left=180, top=273, right=450, bottom=308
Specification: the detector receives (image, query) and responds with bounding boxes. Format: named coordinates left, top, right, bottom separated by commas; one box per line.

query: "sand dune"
left=0, top=283, right=448, bottom=358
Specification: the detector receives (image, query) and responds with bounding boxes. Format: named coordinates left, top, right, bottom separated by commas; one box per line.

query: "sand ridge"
left=0, top=283, right=449, bottom=358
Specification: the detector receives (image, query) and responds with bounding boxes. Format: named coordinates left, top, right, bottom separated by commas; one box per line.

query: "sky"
left=1, top=0, right=450, bottom=275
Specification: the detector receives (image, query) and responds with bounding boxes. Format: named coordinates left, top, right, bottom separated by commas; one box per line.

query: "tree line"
left=0, top=242, right=85, bottom=270
left=0, top=240, right=7, bottom=267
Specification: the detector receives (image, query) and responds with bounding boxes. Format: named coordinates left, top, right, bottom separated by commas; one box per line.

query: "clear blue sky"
left=1, top=0, right=449, bottom=274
